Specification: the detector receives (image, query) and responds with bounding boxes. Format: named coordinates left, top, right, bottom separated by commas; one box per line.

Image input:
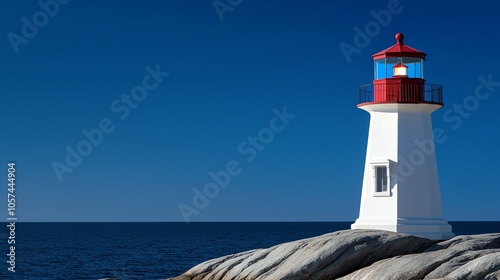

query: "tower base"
left=351, top=218, right=454, bottom=240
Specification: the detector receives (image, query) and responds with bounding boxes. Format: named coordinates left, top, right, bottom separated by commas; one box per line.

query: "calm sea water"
left=1, top=222, right=499, bottom=279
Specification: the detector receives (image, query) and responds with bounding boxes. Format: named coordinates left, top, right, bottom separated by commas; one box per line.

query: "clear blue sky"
left=1, top=0, right=499, bottom=222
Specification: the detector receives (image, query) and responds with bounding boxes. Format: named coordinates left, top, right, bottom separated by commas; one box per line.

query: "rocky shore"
left=168, top=229, right=500, bottom=280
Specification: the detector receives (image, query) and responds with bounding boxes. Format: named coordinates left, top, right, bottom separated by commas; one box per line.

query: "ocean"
left=1, top=222, right=499, bottom=279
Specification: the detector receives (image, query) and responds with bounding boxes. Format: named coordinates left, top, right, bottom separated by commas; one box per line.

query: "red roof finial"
left=395, top=32, right=404, bottom=45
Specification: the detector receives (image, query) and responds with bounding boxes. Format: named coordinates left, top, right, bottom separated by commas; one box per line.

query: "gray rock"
left=168, top=231, right=500, bottom=280
left=168, top=229, right=434, bottom=280
left=340, top=233, right=500, bottom=280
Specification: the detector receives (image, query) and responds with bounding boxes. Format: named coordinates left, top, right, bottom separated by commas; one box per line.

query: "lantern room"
left=374, top=57, right=424, bottom=79
left=358, top=33, right=443, bottom=106
left=373, top=33, right=425, bottom=79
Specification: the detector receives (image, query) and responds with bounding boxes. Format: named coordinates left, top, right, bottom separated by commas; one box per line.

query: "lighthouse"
left=351, top=33, right=454, bottom=240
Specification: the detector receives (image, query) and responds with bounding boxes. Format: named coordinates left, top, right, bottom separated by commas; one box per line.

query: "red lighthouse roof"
left=372, top=33, right=426, bottom=60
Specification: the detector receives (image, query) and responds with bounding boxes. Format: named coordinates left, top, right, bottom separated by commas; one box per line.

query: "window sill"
left=373, top=192, right=391, bottom=197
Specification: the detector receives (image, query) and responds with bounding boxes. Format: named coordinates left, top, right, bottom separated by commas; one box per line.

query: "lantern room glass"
left=374, top=57, right=424, bottom=80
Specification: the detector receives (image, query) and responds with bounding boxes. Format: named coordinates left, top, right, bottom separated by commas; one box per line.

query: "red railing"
left=358, top=83, right=443, bottom=105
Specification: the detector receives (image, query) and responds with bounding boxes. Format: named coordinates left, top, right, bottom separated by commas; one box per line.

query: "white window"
left=371, top=161, right=391, bottom=197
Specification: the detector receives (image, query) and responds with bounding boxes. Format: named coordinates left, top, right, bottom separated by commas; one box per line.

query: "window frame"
left=371, top=160, right=391, bottom=197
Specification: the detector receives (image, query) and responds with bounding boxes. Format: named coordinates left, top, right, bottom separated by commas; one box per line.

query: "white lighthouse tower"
left=351, top=33, right=454, bottom=240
